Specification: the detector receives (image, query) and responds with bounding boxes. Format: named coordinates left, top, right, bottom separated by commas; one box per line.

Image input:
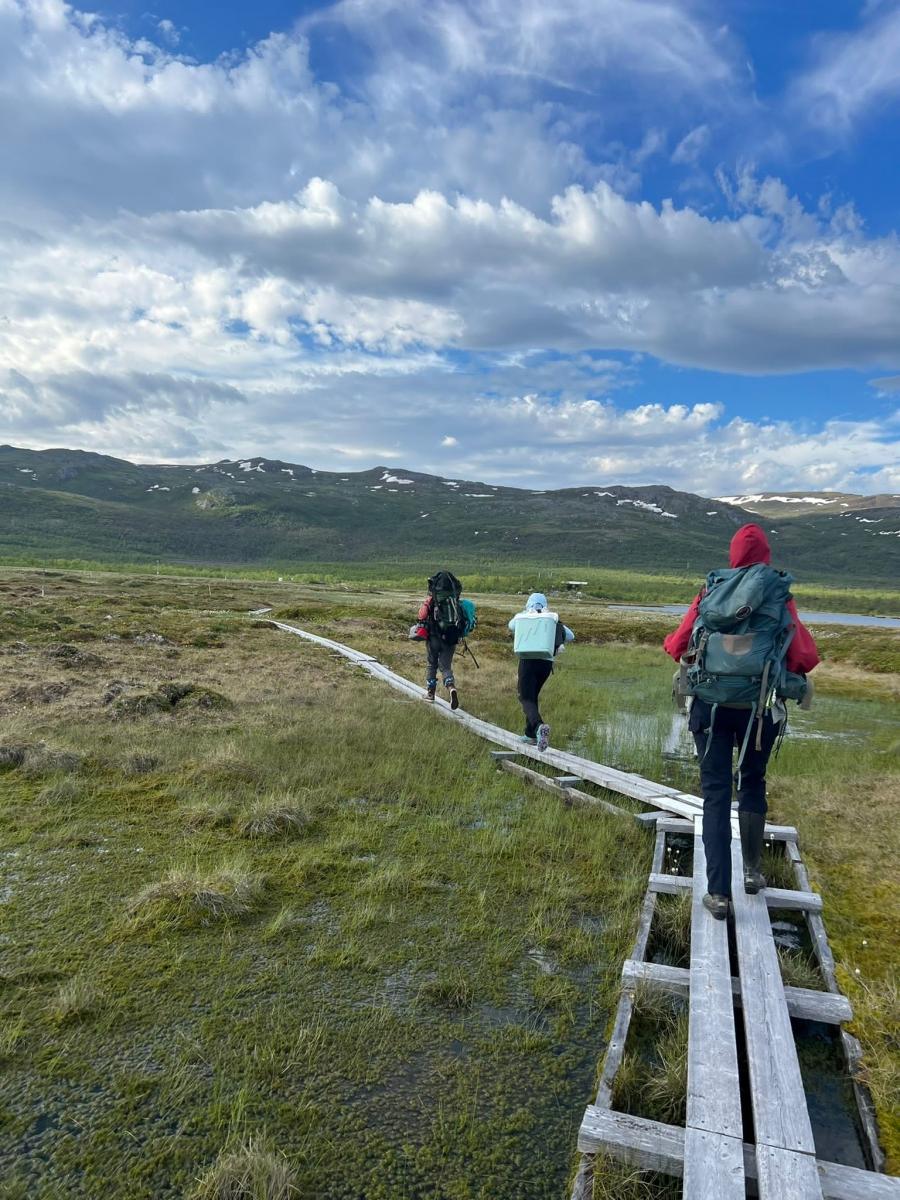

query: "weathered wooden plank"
left=642, top=794, right=706, bottom=819
left=787, top=841, right=840, bottom=992
left=578, top=1106, right=900, bottom=1198
left=593, top=829, right=666, bottom=1108
left=635, top=809, right=672, bottom=823
left=498, top=761, right=634, bottom=819
left=686, top=824, right=744, bottom=1143
left=621, top=959, right=853, bottom=1025
left=816, top=1158, right=900, bottom=1200
left=648, top=872, right=823, bottom=912
left=555, top=775, right=583, bottom=787
left=577, top=1106, right=684, bottom=1174
left=730, top=839, right=817, bottom=1157
left=656, top=815, right=798, bottom=842
left=756, top=1145, right=823, bottom=1200
left=489, top=750, right=519, bottom=760
left=560, top=785, right=635, bottom=820
left=500, top=759, right=569, bottom=794
left=683, top=1127, right=745, bottom=1200
left=841, top=1028, right=886, bottom=1175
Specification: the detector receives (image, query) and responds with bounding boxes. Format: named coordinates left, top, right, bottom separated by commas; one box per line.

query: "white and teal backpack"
left=513, top=610, right=561, bottom=661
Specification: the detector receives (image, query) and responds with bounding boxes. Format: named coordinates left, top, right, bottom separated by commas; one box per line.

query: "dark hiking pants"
left=426, top=635, right=456, bottom=689
left=518, top=658, right=553, bottom=738
left=689, top=700, right=778, bottom=898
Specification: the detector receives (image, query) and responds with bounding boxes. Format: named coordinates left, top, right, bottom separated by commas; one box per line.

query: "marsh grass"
left=0, top=569, right=896, bottom=1191
left=647, top=893, right=692, bottom=968
left=235, top=797, right=310, bottom=839
left=0, top=1017, right=25, bottom=1063
left=126, top=861, right=267, bottom=928
left=613, top=991, right=689, bottom=1126
left=761, top=842, right=798, bottom=891
left=777, top=947, right=824, bottom=991
left=590, top=1156, right=681, bottom=1199
left=418, top=969, right=474, bottom=1010
left=190, top=1137, right=298, bottom=1200
left=184, top=800, right=236, bottom=830
left=48, top=975, right=102, bottom=1023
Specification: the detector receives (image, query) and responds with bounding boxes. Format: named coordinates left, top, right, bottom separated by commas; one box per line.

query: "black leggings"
left=518, top=658, right=553, bottom=737
left=426, top=635, right=456, bottom=688
left=689, top=700, right=778, bottom=897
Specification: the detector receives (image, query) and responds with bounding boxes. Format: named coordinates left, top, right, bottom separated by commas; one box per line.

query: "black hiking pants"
left=518, top=658, right=553, bottom=737
left=689, top=700, right=778, bottom=898
left=426, top=635, right=456, bottom=689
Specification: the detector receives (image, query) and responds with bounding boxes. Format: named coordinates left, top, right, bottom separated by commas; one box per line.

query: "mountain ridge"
left=2, top=445, right=899, bottom=586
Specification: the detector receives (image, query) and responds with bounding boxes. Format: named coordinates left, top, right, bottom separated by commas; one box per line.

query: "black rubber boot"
left=739, top=810, right=767, bottom=894
left=702, top=893, right=729, bottom=920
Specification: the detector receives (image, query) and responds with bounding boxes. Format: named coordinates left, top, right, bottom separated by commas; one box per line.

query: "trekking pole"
left=463, top=639, right=480, bottom=669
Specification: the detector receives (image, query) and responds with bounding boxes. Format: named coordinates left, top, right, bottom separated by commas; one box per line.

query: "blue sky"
left=1, top=0, right=899, bottom=494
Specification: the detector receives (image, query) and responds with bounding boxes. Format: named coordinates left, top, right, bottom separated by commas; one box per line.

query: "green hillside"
left=2, top=445, right=899, bottom=587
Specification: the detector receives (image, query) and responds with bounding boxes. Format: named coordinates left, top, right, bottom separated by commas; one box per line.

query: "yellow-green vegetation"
left=612, top=986, right=688, bottom=1127
left=0, top=567, right=897, bottom=1196
left=189, top=1136, right=298, bottom=1200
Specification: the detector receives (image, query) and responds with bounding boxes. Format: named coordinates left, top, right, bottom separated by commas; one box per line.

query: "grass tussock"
left=419, top=969, right=474, bottom=1010
left=190, top=1137, right=298, bottom=1200
left=648, top=893, right=692, bottom=967
left=614, top=998, right=688, bottom=1126
left=761, top=844, right=798, bottom=891
left=236, top=797, right=310, bottom=840
left=778, top=947, right=823, bottom=991
left=47, top=975, right=102, bottom=1023
left=590, top=1155, right=681, bottom=1200
left=126, top=862, right=266, bottom=928
left=183, top=800, right=236, bottom=830
left=36, top=776, right=85, bottom=805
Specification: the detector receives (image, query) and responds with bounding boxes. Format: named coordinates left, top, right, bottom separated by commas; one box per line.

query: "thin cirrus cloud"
left=0, top=0, right=897, bottom=495
left=789, top=2, right=900, bottom=133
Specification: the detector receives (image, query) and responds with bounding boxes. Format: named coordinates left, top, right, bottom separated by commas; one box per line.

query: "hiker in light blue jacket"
left=508, top=593, right=574, bottom=751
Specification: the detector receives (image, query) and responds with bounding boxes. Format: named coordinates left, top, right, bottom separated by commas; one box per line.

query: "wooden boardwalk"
left=273, top=621, right=898, bottom=1200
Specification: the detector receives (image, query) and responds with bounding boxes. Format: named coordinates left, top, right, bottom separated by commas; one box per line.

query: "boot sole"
left=449, top=690, right=460, bottom=711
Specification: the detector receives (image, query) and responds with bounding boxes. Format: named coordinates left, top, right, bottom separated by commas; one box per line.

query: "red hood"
left=730, top=523, right=771, bottom=568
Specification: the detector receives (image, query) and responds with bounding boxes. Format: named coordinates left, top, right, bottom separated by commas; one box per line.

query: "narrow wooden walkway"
left=273, top=621, right=898, bottom=1200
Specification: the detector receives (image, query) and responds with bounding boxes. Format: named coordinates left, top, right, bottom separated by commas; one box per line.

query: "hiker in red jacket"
left=664, top=524, right=820, bottom=918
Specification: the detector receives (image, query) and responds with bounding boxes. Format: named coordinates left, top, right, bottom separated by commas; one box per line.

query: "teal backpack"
left=460, top=598, right=477, bottom=637
left=685, top=563, right=807, bottom=712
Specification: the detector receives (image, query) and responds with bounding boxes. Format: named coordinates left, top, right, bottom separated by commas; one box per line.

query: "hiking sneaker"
left=449, top=687, right=460, bottom=711
left=702, top=893, right=729, bottom=921
left=423, top=687, right=436, bottom=702
left=536, top=723, right=551, bottom=752
left=519, top=734, right=537, bottom=745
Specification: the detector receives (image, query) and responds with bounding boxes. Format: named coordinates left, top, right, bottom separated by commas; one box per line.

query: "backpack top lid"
left=698, top=562, right=792, bottom=633
left=429, top=570, right=462, bottom=598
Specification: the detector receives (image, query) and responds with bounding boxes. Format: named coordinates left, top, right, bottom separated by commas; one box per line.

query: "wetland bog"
left=0, top=569, right=897, bottom=1198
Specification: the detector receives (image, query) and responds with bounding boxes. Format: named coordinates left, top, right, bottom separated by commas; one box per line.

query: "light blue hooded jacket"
left=508, top=592, right=575, bottom=651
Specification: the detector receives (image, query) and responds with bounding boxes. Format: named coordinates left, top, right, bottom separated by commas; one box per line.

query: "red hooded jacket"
left=662, top=524, right=820, bottom=673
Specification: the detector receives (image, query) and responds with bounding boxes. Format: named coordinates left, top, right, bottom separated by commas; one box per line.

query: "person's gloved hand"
left=799, top=675, right=815, bottom=710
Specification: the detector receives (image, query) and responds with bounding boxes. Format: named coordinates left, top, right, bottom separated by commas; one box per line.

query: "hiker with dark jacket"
left=418, top=570, right=465, bottom=710
left=508, top=592, right=574, bottom=751
left=664, top=524, right=819, bottom=920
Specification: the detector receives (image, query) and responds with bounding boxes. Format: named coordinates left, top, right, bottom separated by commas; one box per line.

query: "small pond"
left=607, top=604, right=900, bottom=629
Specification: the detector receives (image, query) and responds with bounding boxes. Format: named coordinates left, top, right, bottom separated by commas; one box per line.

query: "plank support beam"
left=648, top=871, right=823, bottom=913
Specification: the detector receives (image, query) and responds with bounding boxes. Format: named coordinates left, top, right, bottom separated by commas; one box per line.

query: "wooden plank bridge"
left=273, top=620, right=899, bottom=1200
